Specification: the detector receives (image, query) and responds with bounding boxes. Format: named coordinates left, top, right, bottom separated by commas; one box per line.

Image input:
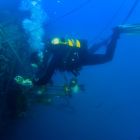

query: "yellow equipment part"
left=51, top=38, right=81, bottom=48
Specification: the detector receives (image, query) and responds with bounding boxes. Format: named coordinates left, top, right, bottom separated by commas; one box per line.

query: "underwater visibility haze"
left=0, top=0, right=140, bottom=140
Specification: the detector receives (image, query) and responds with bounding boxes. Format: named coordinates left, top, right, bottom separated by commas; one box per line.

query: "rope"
left=122, top=0, right=140, bottom=24
left=93, top=0, right=140, bottom=44
left=93, top=0, right=127, bottom=42
left=45, top=0, right=92, bottom=26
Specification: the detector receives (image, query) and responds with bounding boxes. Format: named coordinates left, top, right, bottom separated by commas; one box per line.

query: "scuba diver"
left=29, top=24, right=140, bottom=86
left=15, top=24, right=140, bottom=88
left=14, top=23, right=140, bottom=107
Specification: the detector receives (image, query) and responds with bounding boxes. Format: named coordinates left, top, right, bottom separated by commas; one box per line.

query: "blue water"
left=1, top=0, right=140, bottom=140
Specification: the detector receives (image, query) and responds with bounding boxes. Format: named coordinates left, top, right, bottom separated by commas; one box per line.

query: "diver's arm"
left=33, top=53, right=58, bottom=86
left=88, top=38, right=109, bottom=53
left=82, top=28, right=120, bottom=65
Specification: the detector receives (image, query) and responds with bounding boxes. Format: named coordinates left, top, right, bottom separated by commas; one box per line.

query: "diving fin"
left=117, top=24, right=140, bottom=34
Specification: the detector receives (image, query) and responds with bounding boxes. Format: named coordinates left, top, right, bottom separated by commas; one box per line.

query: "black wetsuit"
left=34, top=28, right=120, bottom=86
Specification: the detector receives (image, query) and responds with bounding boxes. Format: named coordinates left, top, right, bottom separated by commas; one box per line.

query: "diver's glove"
left=112, top=26, right=122, bottom=39
left=14, top=76, right=33, bottom=87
